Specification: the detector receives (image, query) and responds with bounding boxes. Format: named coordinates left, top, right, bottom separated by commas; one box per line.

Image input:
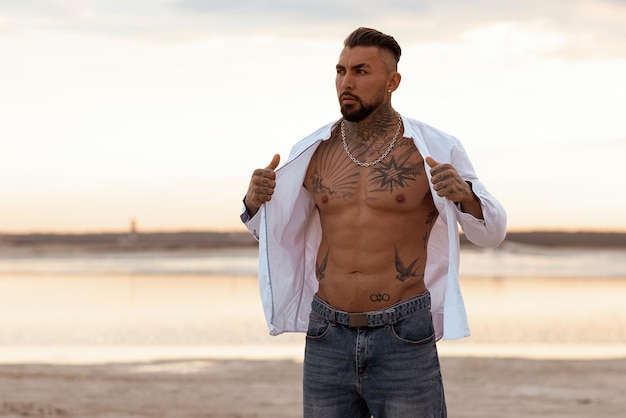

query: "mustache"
left=340, top=92, right=361, bottom=101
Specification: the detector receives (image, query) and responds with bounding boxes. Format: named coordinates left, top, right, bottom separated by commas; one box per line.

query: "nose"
left=339, top=72, right=354, bottom=91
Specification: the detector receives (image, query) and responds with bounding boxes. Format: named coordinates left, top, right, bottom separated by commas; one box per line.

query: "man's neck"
left=349, top=106, right=398, bottom=144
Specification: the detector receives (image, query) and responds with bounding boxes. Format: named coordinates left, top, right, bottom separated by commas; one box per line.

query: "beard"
left=339, top=91, right=386, bottom=122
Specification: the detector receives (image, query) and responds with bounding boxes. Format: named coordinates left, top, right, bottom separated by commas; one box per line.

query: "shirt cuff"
left=240, top=197, right=255, bottom=223
left=240, top=207, right=250, bottom=224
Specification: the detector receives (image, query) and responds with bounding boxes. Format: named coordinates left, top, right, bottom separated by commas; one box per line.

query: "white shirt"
left=242, top=115, right=507, bottom=340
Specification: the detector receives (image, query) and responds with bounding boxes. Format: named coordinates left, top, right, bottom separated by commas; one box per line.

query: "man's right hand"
left=244, top=154, right=281, bottom=217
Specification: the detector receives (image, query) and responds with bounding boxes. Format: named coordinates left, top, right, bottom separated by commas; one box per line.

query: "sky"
left=1, top=0, right=625, bottom=234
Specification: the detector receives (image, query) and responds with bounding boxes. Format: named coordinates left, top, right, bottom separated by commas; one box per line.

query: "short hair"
left=343, top=27, right=401, bottom=67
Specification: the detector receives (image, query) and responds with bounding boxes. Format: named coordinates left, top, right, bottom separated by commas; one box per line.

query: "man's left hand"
left=426, top=156, right=483, bottom=219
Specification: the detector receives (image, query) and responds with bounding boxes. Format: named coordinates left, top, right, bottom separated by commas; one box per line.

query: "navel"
left=396, top=194, right=406, bottom=203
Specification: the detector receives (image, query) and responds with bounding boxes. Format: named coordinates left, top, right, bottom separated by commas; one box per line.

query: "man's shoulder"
left=304, top=120, right=338, bottom=140
left=287, top=120, right=338, bottom=159
left=402, top=116, right=460, bottom=144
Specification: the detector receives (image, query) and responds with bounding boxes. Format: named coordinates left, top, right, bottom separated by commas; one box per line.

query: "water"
left=1, top=244, right=625, bottom=363
left=0, top=247, right=259, bottom=276
left=1, top=244, right=625, bottom=278
left=461, top=243, right=626, bottom=279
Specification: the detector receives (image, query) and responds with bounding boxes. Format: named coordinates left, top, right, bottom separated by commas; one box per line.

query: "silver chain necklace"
left=341, top=113, right=402, bottom=167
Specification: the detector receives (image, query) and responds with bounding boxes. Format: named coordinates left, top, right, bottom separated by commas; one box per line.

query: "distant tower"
left=129, top=217, right=138, bottom=243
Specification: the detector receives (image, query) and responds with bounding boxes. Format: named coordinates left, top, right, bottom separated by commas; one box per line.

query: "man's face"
left=336, top=46, right=391, bottom=122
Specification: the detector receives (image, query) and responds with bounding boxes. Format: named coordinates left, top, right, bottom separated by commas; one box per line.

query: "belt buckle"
left=348, top=312, right=369, bottom=328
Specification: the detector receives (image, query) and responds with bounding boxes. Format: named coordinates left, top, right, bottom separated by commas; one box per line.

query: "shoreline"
left=1, top=343, right=626, bottom=366
left=0, top=340, right=626, bottom=366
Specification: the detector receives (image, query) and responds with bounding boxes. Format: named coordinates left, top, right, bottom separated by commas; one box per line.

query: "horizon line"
left=2, top=228, right=626, bottom=236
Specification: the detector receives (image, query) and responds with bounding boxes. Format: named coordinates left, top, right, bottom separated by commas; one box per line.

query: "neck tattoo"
left=341, top=113, right=402, bottom=167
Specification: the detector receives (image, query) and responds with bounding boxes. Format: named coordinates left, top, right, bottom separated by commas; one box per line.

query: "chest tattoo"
left=370, top=155, right=420, bottom=193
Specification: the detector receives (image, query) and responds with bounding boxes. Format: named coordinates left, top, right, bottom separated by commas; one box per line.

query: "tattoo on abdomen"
left=394, top=246, right=422, bottom=282
left=316, top=249, right=329, bottom=281
left=370, top=293, right=391, bottom=302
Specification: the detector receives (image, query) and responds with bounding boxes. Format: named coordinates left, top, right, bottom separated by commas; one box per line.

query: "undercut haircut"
left=344, top=27, right=401, bottom=69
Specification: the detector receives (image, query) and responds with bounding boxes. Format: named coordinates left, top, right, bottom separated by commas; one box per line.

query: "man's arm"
left=426, top=156, right=483, bottom=219
left=426, top=155, right=506, bottom=248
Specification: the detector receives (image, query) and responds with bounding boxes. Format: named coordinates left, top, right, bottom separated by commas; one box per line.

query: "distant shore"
left=1, top=230, right=626, bottom=251
left=0, top=231, right=258, bottom=251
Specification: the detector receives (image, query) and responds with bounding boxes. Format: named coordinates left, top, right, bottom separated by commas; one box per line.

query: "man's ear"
left=388, top=71, right=401, bottom=92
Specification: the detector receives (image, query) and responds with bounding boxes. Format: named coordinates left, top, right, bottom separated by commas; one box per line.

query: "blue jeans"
left=303, top=293, right=446, bottom=418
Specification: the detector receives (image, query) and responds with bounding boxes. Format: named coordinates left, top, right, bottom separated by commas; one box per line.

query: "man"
left=241, top=27, right=506, bottom=418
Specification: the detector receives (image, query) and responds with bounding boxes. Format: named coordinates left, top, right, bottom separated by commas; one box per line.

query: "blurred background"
left=1, top=0, right=625, bottom=364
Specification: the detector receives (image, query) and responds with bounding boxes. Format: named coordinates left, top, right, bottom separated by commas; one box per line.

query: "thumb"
left=425, top=156, right=439, bottom=168
left=265, top=154, right=281, bottom=170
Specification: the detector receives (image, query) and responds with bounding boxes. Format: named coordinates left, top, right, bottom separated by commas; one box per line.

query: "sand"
left=1, top=356, right=625, bottom=417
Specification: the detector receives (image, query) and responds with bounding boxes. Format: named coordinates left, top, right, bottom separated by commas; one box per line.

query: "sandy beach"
left=1, top=356, right=625, bottom=417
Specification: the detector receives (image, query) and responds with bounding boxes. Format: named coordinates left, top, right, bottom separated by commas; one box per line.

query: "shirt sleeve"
left=240, top=197, right=261, bottom=241
left=451, top=142, right=507, bottom=248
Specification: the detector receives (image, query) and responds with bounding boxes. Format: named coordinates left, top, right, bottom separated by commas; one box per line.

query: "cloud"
left=2, top=0, right=626, bottom=58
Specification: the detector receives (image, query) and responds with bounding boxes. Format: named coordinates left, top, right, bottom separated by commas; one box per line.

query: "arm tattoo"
left=316, top=249, right=329, bottom=281
left=394, top=246, right=422, bottom=282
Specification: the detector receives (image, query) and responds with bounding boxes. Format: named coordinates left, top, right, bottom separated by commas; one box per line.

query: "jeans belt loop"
left=331, top=307, right=338, bottom=325
left=385, top=308, right=397, bottom=324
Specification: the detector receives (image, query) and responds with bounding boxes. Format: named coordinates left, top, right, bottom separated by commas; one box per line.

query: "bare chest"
left=304, top=136, right=431, bottom=212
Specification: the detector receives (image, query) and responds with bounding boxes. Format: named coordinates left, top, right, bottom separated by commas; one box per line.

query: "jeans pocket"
left=306, top=313, right=331, bottom=340
left=390, top=309, right=435, bottom=345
